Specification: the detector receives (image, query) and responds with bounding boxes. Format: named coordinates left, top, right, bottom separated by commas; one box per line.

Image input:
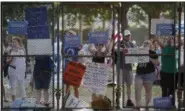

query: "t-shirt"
left=64, top=47, right=80, bottom=69
left=117, top=40, right=135, bottom=70
left=92, top=51, right=105, bottom=63
left=161, top=45, right=178, bottom=74
left=136, top=50, right=158, bottom=75
left=34, top=56, right=53, bottom=74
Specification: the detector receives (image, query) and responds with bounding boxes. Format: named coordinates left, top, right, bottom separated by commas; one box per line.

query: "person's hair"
left=91, top=96, right=111, bottom=110
left=12, top=36, right=23, bottom=47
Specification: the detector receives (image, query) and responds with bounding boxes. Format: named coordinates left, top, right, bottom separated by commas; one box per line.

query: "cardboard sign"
left=125, top=47, right=149, bottom=64
left=88, top=31, right=108, bottom=44
left=8, top=21, right=28, bottom=35
left=65, top=94, right=88, bottom=108
left=27, top=25, right=49, bottom=39
left=25, top=7, right=47, bottom=26
left=83, top=63, right=109, bottom=95
left=64, top=35, right=81, bottom=48
left=64, top=61, right=86, bottom=87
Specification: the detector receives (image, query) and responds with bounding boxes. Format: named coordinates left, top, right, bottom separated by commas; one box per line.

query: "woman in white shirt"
left=7, top=37, right=26, bottom=101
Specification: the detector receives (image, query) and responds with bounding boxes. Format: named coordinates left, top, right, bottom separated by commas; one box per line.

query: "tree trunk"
left=121, top=3, right=129, bottom=31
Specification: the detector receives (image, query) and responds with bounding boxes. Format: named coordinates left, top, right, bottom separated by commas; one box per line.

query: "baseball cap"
left=124, top=30, right=131, bottom=37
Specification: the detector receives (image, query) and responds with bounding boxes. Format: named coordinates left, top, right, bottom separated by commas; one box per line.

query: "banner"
left=125, top=47, right=149, bottom=64
left=8, top=21, right=28, bottom=35
left=83, top=63, right=109, bottom=95
left=64, top=34, right=81, bottom=48
left=64, top=61, right=86, bottom=87
left=88, top=31, right=108, bottom=44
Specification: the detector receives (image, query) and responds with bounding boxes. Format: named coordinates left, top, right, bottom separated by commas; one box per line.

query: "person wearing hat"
left=115, top=29, right=135, bottom=107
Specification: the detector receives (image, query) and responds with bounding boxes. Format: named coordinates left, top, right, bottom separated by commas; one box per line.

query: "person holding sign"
left=7, top=37, right=26, bottom=101
left=88, top=36, right=113, bottom=103
left=135, top=40, right=160, bottom=107
left=114, top=30, right=135, bottom=106
left=156, top=37, right=178, bottom=107
left=64, top=30, right=82, bottom=98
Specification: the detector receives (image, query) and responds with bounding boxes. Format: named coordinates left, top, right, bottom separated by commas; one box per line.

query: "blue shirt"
left=64, top=47, right=81, bottom=69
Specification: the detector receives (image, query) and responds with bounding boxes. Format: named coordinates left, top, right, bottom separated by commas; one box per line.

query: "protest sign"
left=27, top=25, right=49, bottom=39
left=65, top=94, right=88, bottom=108
left=151, top=19, right=174, bottom=36
left=88, top=31, right=108, bottom=44
left=64, top=61, right=86, bottom=87
left=64, top=34, right=81, bottom=48
left=83, top=63, right=109, bottom=95
left=125, top=47, right=149, bottom=64
left=27, top=39, right=52, bottom=55
left=8, top=21, right=28, bottom=35
left=25, top=6, right=47, bottom=26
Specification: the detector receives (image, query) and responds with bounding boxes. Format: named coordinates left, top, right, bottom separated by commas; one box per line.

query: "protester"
left=30, top=55, right=53, bottom=106
left=7, top=37, right=26, bottom=101
left=157, top=37, right=178, bottom=107
left=64, top=30, right=82, bottom=98
left=135, top=40, right=160, bottom=107
left=88, top=34, right=113, bottom=102
left=115, top=29, right=135, bottom=106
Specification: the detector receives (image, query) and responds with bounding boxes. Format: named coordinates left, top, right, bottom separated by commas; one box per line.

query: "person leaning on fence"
left=7, top=37, right=26, bottom=101
left=64, top=30, right=82, bottom=98
left=135, top=40, right=160, bottom=107
left=156, top=37, right=178, bottom=107
left=30, top=55, right=54, bottom=106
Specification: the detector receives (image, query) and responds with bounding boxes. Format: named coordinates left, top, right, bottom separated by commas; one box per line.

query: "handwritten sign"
left=65, top=35, right=81, bottom=48
left=88, top=31, right=108, bottom=44
left=8, top=21, right=28, bottom=35
left=65, top=94, right=88, bottom=108
left=125, top=47, right=149, bottom=64
left=64, top=61, right=86, bottom=87
left=25, top=7, right=47, bottom=26
left=83, top=63, right=109, bottom=95
left=27, top=25, right=49, bottom=39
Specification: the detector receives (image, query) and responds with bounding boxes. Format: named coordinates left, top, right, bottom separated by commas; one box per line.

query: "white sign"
left=65, top=94, right=88, bottom=108
left=125, top=47, right=149, bottom=64
left=151, top=18, right=174, bottom=35
left=83, top=63, right=109, bottom=95
left=27, top=39, right=52, bottom=55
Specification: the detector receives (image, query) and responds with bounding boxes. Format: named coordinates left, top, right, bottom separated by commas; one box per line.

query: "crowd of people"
left=2, top=29, right=185, bottom=109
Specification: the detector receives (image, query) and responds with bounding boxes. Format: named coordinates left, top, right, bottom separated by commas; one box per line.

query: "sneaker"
left=126, top=99, right=135, bottom=107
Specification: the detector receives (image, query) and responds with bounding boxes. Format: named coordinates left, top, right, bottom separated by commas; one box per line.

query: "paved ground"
left=1, top=64, right=180, bottom=111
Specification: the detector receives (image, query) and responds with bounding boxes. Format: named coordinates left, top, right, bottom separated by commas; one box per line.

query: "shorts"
left=135, top=72, right=156, bottom=84
left=117, top=68, right=133, bottom=85
left=34, top=70, right=51, bottom=90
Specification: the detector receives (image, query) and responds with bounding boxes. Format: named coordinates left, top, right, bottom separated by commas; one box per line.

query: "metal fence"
left=1, top=2, right=185, bottom=111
